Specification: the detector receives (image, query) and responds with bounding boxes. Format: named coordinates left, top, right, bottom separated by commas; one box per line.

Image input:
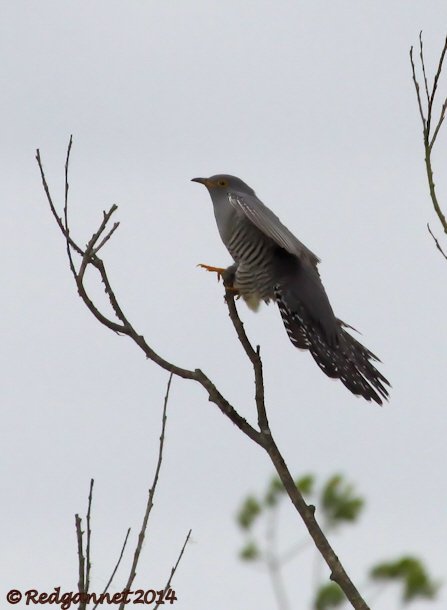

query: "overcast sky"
left=1, top=2, right=447, bottom=609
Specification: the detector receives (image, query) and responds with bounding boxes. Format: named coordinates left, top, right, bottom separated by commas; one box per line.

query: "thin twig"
left=118, top=374, right=173, bottom=610
left=92, top=221, right=120, bottom=255
left=429, top=34, right=447, bottom=112
left=84, top=206, right=119, bottom=258
left=64, top=135, right=72, bottom=215
left=427, top=223, right=447, bottom=260
left=63, top=137, right=78, bottom=283
left=75, top=514, right=86, bottom=597
left=77, top=207, right=119, bottom=282
left=92, top=528, right=131, bottom=610
left=429, top=97, right=447, bottom=149
left=154, top=529, right=192, bottom=610
left=410, top=45, right=427, bottom=131
left=419, top=32, right=430, bottom=109
left=224, top=292, right=269, bottom=433
left=85, top=479, right=94, bottom=596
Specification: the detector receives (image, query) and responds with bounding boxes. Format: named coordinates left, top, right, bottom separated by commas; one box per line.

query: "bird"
left=192, top=174, right=390, bottom=405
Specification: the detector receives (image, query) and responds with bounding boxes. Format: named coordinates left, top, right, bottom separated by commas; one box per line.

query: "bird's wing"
left=228, top=192, right=320, bottom=266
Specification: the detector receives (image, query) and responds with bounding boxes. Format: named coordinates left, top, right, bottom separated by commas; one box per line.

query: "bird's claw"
left=197, top=263, right=226, bottom=282
left=197, top=263, right=239, bottom=294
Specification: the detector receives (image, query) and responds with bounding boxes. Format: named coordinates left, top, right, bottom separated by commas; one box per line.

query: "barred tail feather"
left=275, top=290, right=390, bottom=405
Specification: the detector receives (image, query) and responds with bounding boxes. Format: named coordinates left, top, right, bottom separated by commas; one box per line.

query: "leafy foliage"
left=236, top=473, right=439, bottom=609
left=295, top=474, right=315, bottom=496
left=314, top=583, right=345, bottom=610
left=236, top=496, right=261, bottom=530
left=264, top=476, right=285, bottom=507
left=321, top=474, right=364, bottom=525
left=239, top=540, right=260, bottom=561
left=264, top=474, right=315, bottom=506
left=371, top=556, right=439, bottom=602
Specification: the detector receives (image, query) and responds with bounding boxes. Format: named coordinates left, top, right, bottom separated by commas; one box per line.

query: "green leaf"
left=264, top=476, right=284, bottom=507
left=370, top=556, right=439, bottom=602
left=239, top=541, right=260, bottom=561
left=236, top=496, right=261, bottom=529
left=314, top=582, right=345, bottom=610
left=321, top=474, right=364, bottom=525
left=295, top=474, right=315, bottom=496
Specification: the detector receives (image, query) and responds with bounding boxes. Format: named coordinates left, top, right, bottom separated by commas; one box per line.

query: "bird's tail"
left=275, top=292, right=390, bottom=405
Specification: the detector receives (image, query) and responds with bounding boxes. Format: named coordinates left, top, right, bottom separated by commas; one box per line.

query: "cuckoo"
left=192, top=174, right=390, bottom=405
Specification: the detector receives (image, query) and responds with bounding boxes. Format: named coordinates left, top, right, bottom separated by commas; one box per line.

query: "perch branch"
left=37, top=140, right=370, bottom=610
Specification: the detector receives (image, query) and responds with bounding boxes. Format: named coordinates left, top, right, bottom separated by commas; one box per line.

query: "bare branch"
left=63, top=138, right=79, bottom=284
left=419, top=32, right=431, bottom=109
left=84, top=206, right=119, bottom=258
left=429, top=97, right=447, bottom=149
left=409, top=45, right=427, bottom=132
left=64, top=135, right=72, bottom=215
left=154, top=529, right=192, bottom=610
left=119, top=374, right=173, bottom=608
left=429, top=34, right=447, bottom=113
left=92, top=221, right=120, bottom=255
left=224, top=291, right=269, bottom=433
left=77, top=207, right=119, bottom=289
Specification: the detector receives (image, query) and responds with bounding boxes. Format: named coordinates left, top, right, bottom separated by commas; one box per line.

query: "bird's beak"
left=191, top=177, right=213, bottom=188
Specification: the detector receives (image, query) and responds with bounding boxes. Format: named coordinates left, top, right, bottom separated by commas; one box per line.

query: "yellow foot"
left=197, top=263, right=239, bottom=294
left=197, top=263, right=226, bottom=281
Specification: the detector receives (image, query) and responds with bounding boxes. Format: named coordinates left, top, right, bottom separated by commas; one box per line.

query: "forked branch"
left=37, top=140, right=370, bottom=610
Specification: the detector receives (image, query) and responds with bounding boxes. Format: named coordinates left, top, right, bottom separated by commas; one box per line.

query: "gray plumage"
left=192, top=174, right=390, bottom=405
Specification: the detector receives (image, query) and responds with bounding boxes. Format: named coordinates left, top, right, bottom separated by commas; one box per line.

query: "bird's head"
left=191, top=174, right=255, bottom=196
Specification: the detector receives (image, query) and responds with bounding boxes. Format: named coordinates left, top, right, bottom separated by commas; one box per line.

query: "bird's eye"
left=218, top=180, right=228, bottom=187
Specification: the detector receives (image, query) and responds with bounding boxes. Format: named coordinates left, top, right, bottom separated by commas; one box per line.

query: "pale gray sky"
left=1, top=2, right=447, bottom=609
